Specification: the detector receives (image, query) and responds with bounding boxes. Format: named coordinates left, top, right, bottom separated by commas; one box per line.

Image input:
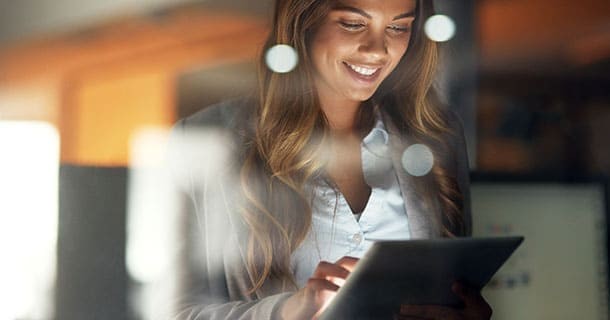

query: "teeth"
left=347, top=63, right=378, bottom=76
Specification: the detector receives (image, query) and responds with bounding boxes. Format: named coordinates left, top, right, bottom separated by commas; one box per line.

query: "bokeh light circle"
left=424, top=14, right=456, bottom=42
left=401, top=144, right=434, bottom=177
left=265, top=44, right=299, bottom=73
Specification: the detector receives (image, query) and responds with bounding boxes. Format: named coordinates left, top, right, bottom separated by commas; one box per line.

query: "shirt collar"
left=362, top=108, right=389, bottom=156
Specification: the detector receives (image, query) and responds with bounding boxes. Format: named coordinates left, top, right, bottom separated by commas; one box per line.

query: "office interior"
left=0, top=0, right=609, bottom=319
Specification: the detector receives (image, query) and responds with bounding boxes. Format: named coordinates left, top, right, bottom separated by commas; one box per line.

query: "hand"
left=280, top=256, right=359, bottom=320
left=396, top=282, right=492, bottom=320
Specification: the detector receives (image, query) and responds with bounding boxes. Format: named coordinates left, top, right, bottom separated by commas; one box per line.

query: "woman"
left=168, top=0, right=492, bottom=319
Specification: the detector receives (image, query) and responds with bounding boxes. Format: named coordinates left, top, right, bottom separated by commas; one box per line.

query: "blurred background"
left=0, top=0, right=609, bottom=319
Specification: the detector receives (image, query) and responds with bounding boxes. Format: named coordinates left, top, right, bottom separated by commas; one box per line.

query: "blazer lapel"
left=381, top=111, right=441, bottom=239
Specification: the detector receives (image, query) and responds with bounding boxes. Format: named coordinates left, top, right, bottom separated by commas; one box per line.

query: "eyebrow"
left=332, top=5, right=416, bottom=21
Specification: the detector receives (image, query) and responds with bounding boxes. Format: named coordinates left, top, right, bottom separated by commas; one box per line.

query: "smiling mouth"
left=344, top=62, right=381, bottom=77
left=343, top=61, right=382, bottom=84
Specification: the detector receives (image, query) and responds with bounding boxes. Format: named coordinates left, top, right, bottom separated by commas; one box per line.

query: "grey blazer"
left=167, top=98, right=472, bottom=320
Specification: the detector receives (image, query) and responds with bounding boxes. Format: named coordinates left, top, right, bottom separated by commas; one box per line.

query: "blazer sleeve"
left=166, top=110, right=292, bottom=320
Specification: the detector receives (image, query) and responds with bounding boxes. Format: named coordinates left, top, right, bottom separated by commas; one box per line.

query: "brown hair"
left=240, top=0, right=464, bottom=294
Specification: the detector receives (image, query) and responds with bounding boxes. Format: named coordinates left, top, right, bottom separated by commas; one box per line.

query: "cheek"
left=311, top=25, right=359, bottom=62
left=310, top=29, right=338, bottom=66
left=318, top=35, right=352, bottom=59
left=388, top=40, right=410, bottom=69
left=393, top=37, right=410, bottom=57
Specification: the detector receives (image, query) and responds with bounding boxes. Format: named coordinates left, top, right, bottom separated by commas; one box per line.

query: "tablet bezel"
left=319, top=236, right=524, bottom=320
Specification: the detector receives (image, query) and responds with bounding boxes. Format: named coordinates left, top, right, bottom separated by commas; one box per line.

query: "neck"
left=318, top=93, right=361, bottom=138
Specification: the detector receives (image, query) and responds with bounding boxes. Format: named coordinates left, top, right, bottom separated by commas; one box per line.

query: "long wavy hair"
left=239, top=0, right=465, bottom=295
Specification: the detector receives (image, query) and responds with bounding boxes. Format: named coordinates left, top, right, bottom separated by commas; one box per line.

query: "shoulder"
left=166, top=97, right=256, bottom=189
left=178, top=97, right=256, bottom=133
left=380, top=104, right=466, bottom=149
left=444, top=108, right=466, bottom=136
left=169, top=97, right=256, bottom=153
left=441, top=108, right=467, bottom=154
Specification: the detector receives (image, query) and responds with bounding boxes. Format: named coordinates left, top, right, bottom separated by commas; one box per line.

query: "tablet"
left=318, top=236, right=524, bottom=320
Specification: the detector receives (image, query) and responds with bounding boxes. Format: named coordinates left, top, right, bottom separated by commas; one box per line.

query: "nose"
left=359, top=31, right=388, bottom=61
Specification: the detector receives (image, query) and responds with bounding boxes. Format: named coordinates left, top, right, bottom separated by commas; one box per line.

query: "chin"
left=346, top=89, right=378, bottom=102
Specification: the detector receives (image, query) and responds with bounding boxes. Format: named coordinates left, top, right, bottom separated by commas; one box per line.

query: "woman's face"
left=310, top=0, right=417, bottom=104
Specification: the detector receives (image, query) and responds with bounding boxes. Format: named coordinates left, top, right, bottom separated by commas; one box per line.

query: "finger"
left=306, top=278, right=340, bottom=292
left=452, top=282, right=486, bottom=304
left=400, top=304, right=464, bottom=320
left=335, top=256, right=359, bottom=272
left=312, top=261, right=350, bottom=280
left=452, top=282, right=475, bottom=299
left=452, top=282, right=493, bottom=319
left=306, top=279, right=340, bottom=314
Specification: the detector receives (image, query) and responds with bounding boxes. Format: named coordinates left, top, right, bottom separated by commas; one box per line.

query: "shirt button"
left=351, top=233, right=363, bottom=245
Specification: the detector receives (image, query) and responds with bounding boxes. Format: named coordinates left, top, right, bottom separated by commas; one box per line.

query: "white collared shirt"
left=291, top=115, right=411, bottom=288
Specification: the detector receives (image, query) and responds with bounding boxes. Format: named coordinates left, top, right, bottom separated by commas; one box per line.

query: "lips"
left=343, top=61, right=382, bottom=83
left=346, top=62, right=378, bottom=75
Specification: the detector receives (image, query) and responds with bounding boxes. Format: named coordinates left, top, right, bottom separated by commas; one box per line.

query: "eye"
left=387, top=24, right=411, bottom=35
left=339, top=21, right=366, bottom=31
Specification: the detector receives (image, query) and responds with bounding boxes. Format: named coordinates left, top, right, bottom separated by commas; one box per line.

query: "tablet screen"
left=319, top=236, right=523, bottom=320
